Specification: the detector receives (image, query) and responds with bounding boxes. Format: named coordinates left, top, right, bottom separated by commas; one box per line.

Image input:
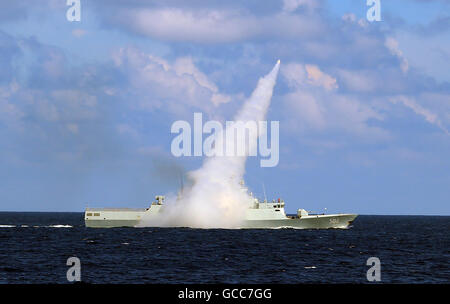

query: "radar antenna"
left=262, top=182, right=267, bottom=203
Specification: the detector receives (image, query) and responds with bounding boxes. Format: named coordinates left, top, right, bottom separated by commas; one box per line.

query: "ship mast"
left=262, top=182, right=267, bottom=203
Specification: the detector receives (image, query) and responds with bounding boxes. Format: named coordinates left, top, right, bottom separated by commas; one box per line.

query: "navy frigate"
left=85, top=183, right=357, bottom=229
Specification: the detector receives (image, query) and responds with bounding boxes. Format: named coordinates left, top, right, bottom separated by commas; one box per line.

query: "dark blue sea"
left=0, top=213, right=448, bottom=284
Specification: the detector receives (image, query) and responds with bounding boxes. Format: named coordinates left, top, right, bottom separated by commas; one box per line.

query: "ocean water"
left=0, top=213, right=448, bottom=284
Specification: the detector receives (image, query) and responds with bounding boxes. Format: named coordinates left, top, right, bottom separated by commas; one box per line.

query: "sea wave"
left=47, top=225, right=73, bottom=228
left=1, top=224, right=73, bottom=228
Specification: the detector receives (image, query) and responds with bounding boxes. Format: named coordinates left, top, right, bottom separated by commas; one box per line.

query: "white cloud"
left=337, top=69, right=377, bottom=92
left=330, top=94, right=385, bottom=137
left=116, top=8, right=323, bottom=43
left=0, top=82, right=99, bottom=138
left=342, top=13, right=356, bottom=23
left=284, top=91, right=326, bottom=129
left=41, top=50, right=65, bottom=78
left=282, top=0, right=319, bottom=13
left=0, top=82, right=23, bottom=127
left=281, top=63, right=307, bottom=88
left=341, top=13, right=368, bottom=28
left=418, top=92, right=450, bottom=122
left=283, top=89, right=388, bottom=140
left=172, top=57, right=231, bottom=106
left=112, top=47, right=231, bottom=114
left=395, top=30, right=450, bottom=83
left=48, top=90, right=97, bottom=121
left=282, top=62, right=337, bottom=90
left=72, top=29, right=87, bottom=38
left=390, top=95, right=449, bottom=135
left=385, top=37, right=409, bottom=73
left=66, top=123, right=79, bottom=134
left=281, top=62, right=387, bottom=140
left=305, top=64, right=338, bottom=90
left=117, top=123, right=139, bottom=138
left=173, top=57, right=217, bottom=92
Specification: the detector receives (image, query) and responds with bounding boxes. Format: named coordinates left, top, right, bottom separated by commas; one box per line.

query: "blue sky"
left=0, top=0, right=449, bottom=214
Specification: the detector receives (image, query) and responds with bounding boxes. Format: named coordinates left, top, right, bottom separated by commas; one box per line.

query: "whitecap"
left=48, top=225, right=73, bottom=228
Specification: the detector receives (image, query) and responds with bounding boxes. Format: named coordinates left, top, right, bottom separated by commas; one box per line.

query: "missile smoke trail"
left=142, top=60, right=280, bottom=228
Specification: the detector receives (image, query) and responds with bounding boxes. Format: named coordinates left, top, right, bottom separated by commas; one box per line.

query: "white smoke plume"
left=140, top=61, right=280, bottom=228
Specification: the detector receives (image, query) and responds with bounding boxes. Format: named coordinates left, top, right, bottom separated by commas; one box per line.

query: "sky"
left=0, top=0, right=449, bottom=215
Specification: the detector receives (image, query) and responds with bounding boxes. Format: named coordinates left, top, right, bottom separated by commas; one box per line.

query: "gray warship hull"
left=84, top=208, right=147, bottom=228
left=85, top=219, right=140, bottom=228
left=85, top=194, right=357, bottom=229
left=85, top=209, right=357, bottom=229
left=242, top=214, right=357, bottom=229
